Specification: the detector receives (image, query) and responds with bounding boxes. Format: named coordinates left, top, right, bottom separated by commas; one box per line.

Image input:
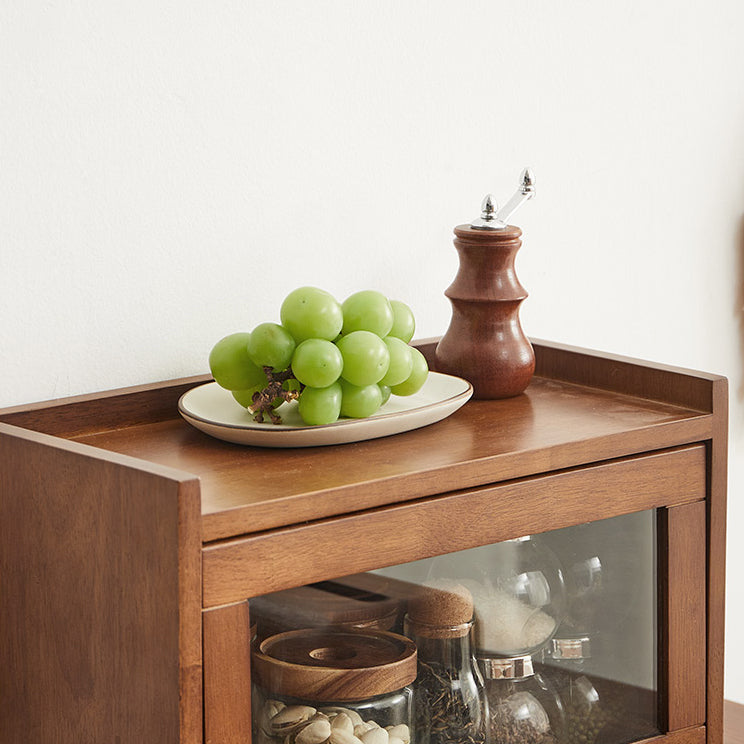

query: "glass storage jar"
left=252, top=628, right=417, bottom=744
left=404, top=580, right=489, bottom=744
left=540, top=659, right=659, bottom=744
left=540, top=661, right=610, bottom=744
left=478, top=655, right=565, bottom=744
left=541, top=523, right=606, bottom=644
left=428, top=535, right=566, bottom=658
left=540, top=514, right=648, bottom=665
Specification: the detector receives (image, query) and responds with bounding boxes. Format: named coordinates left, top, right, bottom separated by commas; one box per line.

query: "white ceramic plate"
left=178, top=372, right=473, bottom=448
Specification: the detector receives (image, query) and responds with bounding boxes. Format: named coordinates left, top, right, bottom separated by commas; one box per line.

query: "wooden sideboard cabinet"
left=0, top=339, right=727, bottom=744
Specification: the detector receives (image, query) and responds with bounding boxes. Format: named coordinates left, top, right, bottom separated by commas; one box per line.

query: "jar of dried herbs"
left=540, top=654, right=659, bottom=744
left=404, top=580, right=489, bottom=744
left=478, top=655, right=564, bottom=744
left=542, top=659, right=608, bottom=744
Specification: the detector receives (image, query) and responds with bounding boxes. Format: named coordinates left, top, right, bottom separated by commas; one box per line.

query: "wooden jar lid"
left=405, top=581, right=474, bottom=639
left=252, top=629, right=417, bottom=702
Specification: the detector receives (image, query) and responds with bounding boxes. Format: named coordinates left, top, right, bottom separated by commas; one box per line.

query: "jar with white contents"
left=426, top=535, right=566, bottom=659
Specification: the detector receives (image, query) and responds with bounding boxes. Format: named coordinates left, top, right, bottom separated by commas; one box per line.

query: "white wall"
left=2, top=0, right=743, bottom=701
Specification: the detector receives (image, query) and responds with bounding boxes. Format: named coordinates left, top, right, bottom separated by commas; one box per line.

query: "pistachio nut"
left=261, top=700, right=288, bottom=735
left=295, top=718, right=333, bottom=744
left=360, top=727, right=389, bottom=744
left=330, top=713, right=355, bottom=734
left=385, top=726, right=410, bottom=744
left=270, top=705, right=318, bottom=735
left=321, top=708, right=363, bottom=727
left=353, top=723, right=377, bottom=738
left=329, top=729, right=364, bottom=744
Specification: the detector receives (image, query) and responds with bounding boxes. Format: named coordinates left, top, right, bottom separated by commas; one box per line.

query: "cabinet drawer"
left=202, top=444, right=705, bottom=607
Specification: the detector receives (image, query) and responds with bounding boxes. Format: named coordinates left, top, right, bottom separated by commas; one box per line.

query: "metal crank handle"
left=495, top=168, right=536, bottom=225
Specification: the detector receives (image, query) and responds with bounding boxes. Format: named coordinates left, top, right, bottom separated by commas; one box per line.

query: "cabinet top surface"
left=0, top=341, right=721, bottom=542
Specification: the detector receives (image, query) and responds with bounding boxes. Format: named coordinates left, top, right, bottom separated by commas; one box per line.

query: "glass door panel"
left=249, top=510, right=661, bottom=744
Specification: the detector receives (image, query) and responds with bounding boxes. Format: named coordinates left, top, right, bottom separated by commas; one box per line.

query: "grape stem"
left=248, top=367, right=302, bottom=425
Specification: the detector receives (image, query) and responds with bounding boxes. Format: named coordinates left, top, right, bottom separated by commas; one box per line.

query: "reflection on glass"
left=249, top=510, right=660, bottom=744
left=537, top=511, right=659, bottom=744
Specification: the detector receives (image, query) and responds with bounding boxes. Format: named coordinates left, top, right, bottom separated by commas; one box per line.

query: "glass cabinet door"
left=249, top=510, right=665, bottom=744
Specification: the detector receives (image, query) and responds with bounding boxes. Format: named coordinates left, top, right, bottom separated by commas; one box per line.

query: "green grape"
left=390, top=347, right=429, bottom=396
left=340, top=379, right=383, bottom=419
left=341, top=290, right=394, bottom=337
left=291, top=338, right=344, bottom=388
left=209, top=332, right=268, bottom=391
left=336, top=330, right=390, bottom=386
left=280, top=286, right=343, bottom=343
left=298, top=383, right=342, bottom=425
left=388, top=299, right=416, bottom=343
left=379, top=336, right=414, bottom=387
left=247, top=322, right=295, bottom=371
left=379, top=384, right=392, bottom=406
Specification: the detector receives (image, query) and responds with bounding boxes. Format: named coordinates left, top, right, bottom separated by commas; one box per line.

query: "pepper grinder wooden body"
left=435, top=224, right=535, bottom=399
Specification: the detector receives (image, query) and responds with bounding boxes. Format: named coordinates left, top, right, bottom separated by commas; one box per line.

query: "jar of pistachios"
left=252, top=629, right=417, bottom=744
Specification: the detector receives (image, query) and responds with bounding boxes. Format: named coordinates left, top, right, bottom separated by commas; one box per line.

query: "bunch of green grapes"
left=208, top=287, right=429, bottom=425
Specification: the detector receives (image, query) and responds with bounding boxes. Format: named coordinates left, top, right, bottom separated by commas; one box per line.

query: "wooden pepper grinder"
left=436, top=169, right=536, bottom=399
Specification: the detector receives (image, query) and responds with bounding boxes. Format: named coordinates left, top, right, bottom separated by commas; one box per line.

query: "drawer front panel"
left=202, top=444, right=705, bottom=607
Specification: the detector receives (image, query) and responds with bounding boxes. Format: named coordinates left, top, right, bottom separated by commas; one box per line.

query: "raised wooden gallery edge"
left=0, top=341, right=719, bottom=543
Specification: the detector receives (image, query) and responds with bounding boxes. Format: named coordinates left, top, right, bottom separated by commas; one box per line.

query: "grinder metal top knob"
left=470, top=168, right=536, bottom=230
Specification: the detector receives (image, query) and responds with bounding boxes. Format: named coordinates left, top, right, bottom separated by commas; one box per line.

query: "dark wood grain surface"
left=0, top=340, right=727, bottom=743
left=435, top=225, right=535, bottom=398
left=203, top=601, right=252, bottom=744
left=643, top=727, right=705, bottom=744
left=659, top=502, right=707, bottom=730
left=202, top=445, right=705, bottom=606
left=68, top=375, right=711, bottom=542
left=0, top=340, right=720, bottom=543
left=0, top=425, right=203, bottom=743
left=708, top=378, right=729, bottom=744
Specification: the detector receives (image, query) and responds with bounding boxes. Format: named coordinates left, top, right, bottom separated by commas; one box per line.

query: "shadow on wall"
left=737, top=214, right=744, bottom=403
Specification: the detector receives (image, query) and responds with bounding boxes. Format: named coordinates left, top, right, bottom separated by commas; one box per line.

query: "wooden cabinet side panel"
left=0, top=426, right=202, bottom=744
left=707, top=378, right=728, bottom=744
left=660, top=501, right=707, bottom=731
left=179, top=478, right=205, bottom=744
left=203, top=601, right=252, bottom=744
